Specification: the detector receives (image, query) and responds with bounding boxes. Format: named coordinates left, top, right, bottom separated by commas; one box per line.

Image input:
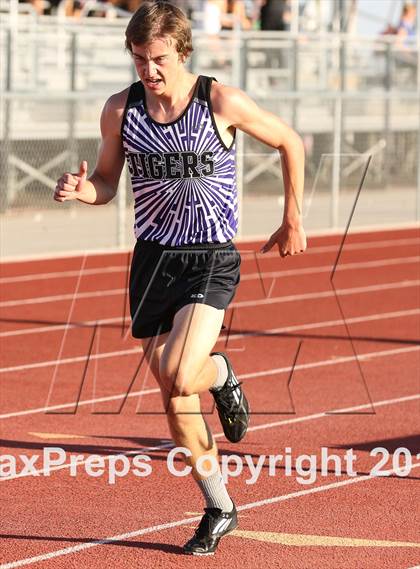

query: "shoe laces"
left=194, top=508, right=222, bottom=538
left=215, top=381, right=243, bottom=420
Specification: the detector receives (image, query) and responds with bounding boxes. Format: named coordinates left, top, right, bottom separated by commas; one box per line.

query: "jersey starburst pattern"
left=121, top=76, right=238, bottom=246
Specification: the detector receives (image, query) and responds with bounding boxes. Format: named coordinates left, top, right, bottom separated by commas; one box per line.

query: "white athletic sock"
left=196, top=470, right=234, bottom=512
left=210, top=354, right=228, bottom=391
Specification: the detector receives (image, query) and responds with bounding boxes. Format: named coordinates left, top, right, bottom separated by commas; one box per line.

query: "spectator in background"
left=203, top=0, right=251, bottom=33
left=221, top=0, right=251, bottom=30
left=19, top=0, right=47, bottom=14
left=260, top=0, right=291, bottom=31
left=396, top=2, right=416, bottom=46
left=394, top=0, right=417, bottom=75
left=246, top=0, right=262, bottom=29
left=22, top=0, right=65, bottom=15
left=203, top=0, right=224, bottom=34
left=258, top=0, right=291, bottom=74
left=60, top=0, right=87, bottom=17
left=114, top=0, right=144, bottom=12
left=381, top=1, right=416, bottom=66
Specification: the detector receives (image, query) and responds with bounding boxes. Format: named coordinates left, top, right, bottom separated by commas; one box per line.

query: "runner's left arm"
left=215, top=86, right=307, bottom=257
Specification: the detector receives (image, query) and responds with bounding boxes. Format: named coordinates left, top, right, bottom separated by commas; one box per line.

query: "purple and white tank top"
left=121, top=75, right=238, bottom=246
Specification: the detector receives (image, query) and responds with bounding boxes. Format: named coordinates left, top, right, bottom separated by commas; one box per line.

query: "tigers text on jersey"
left=121, top=75, right=238, bottom=246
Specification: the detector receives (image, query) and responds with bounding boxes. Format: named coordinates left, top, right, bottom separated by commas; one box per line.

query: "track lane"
left=1, top=287, right=418, bottom=369
left=1, top=398, right=419, bottom=568
left=1, top=228, right=419, bottom=569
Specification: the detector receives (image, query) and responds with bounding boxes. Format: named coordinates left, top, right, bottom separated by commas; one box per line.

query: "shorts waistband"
left=136, top=239, right=234, bottom=251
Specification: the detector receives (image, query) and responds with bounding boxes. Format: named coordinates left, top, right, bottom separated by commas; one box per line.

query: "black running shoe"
left=210, top=352, right=250, bottom=443
left=183, top=504, right=238, bottom=556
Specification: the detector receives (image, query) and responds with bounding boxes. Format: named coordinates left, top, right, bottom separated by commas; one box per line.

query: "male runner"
left=54, top=1, right=306, bottom=556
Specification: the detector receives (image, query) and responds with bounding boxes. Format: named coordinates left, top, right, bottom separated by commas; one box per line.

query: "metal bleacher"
left=0, top=6, right=418, bottom=255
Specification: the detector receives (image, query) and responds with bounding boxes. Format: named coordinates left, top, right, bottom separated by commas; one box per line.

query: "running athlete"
left=54, top=1, right=306, bottom=556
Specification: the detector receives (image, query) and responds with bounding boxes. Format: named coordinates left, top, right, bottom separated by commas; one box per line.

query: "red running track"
left=0, top=226, right=419, bottom=569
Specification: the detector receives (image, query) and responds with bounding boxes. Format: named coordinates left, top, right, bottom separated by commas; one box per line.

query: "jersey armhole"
left=120, top=81, right=145, bottom=141
left=205, top=77, right=236, bottom=152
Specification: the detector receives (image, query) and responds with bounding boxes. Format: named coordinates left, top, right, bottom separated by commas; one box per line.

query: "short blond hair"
left=125, top=1, right=193, bottom=60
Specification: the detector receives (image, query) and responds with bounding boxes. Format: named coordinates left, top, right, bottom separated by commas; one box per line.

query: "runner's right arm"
left=54, top=90, right=128, bottom=205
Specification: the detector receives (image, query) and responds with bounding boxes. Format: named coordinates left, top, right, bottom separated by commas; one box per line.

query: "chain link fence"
left=0, top=17, right=419, bottom=257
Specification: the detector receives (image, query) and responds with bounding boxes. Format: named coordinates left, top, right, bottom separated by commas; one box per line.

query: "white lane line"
left=0, top=316, right=128, bottom=338
left=0, top=342, right=418, bottom=423
left=1, top=391, right=419, bottom=482
left=1, top=269, right=419, bottom=311
left=252, top=308, right=420, bottom=335
left=0, top=348, right=139, bottom=374
left=0, top=289, right=123, bottom=308
left=0, top=327, right=418, bottom=420
left=1, top=304, right=418, bottom=340
left=1, top=255, right=419, bottom=308
left=237, top=233, right=420, bottom=258
left=240, top=236, right=420, bottom=258
left=1, top=310, right=419, bottom=375
left=1, top=345, right=419, bottom=419
left=238, top=462, right=420, bottom=511
left=233, top=280, right=420, bottom=309
left=0, top=266, right=125, bottom=285
left=240, top=255, right=420, bottom=281
left=1, top=462, right=419, bottom=568
left=239, top=345, right=420, bottom=380
left=245, top=393, right=420, bottom=434
left=1, top=393, right=419, bottom=481
left=1, top=237, right=419, bottom=285
left=0, top=387, right=161, bottom=419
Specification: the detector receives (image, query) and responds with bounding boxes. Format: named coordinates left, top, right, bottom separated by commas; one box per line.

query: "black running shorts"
left=129, top=239, right=241, bottom=339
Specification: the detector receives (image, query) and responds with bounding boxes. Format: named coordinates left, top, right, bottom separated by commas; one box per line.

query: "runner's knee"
left=159, top=362, right=197, bottom=397
left=165, top=397, right=201, bottom=432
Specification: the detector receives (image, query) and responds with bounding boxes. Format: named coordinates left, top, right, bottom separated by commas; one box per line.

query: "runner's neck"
left=145, top=72, right=199, bottom=124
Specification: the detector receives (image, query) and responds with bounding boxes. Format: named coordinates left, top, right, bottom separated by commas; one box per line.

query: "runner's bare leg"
left=141, top=303, right=225, bottom=479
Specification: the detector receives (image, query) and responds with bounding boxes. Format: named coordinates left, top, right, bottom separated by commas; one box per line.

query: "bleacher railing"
left=0, top=16, right=418, bottom=255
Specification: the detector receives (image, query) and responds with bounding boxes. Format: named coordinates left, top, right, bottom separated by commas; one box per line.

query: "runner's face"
left=131, top=37, right=184, bottom=95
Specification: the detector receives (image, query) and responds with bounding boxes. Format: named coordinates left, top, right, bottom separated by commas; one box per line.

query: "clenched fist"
left=54, top=161, right=88, bottom=202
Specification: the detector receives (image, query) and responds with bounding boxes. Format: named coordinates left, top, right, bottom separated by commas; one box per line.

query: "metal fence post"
left=417, top=16, right=420, bottom=221
left=68, top=31, right=78, bottom=172
left=291, top=37, right=298, bottom=128
left=290, top=0, right=299, bottom=34
left=417, top=97, right=420, bottom=222
left=331, top=93, right=342, bottom=229
left=234, top=33, right=246, bottom=238
left=1, top=27, right=13, bottom=212
left=384, top=41, right=392, bottom=190
left=239, top=33, right=247, bottom=90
